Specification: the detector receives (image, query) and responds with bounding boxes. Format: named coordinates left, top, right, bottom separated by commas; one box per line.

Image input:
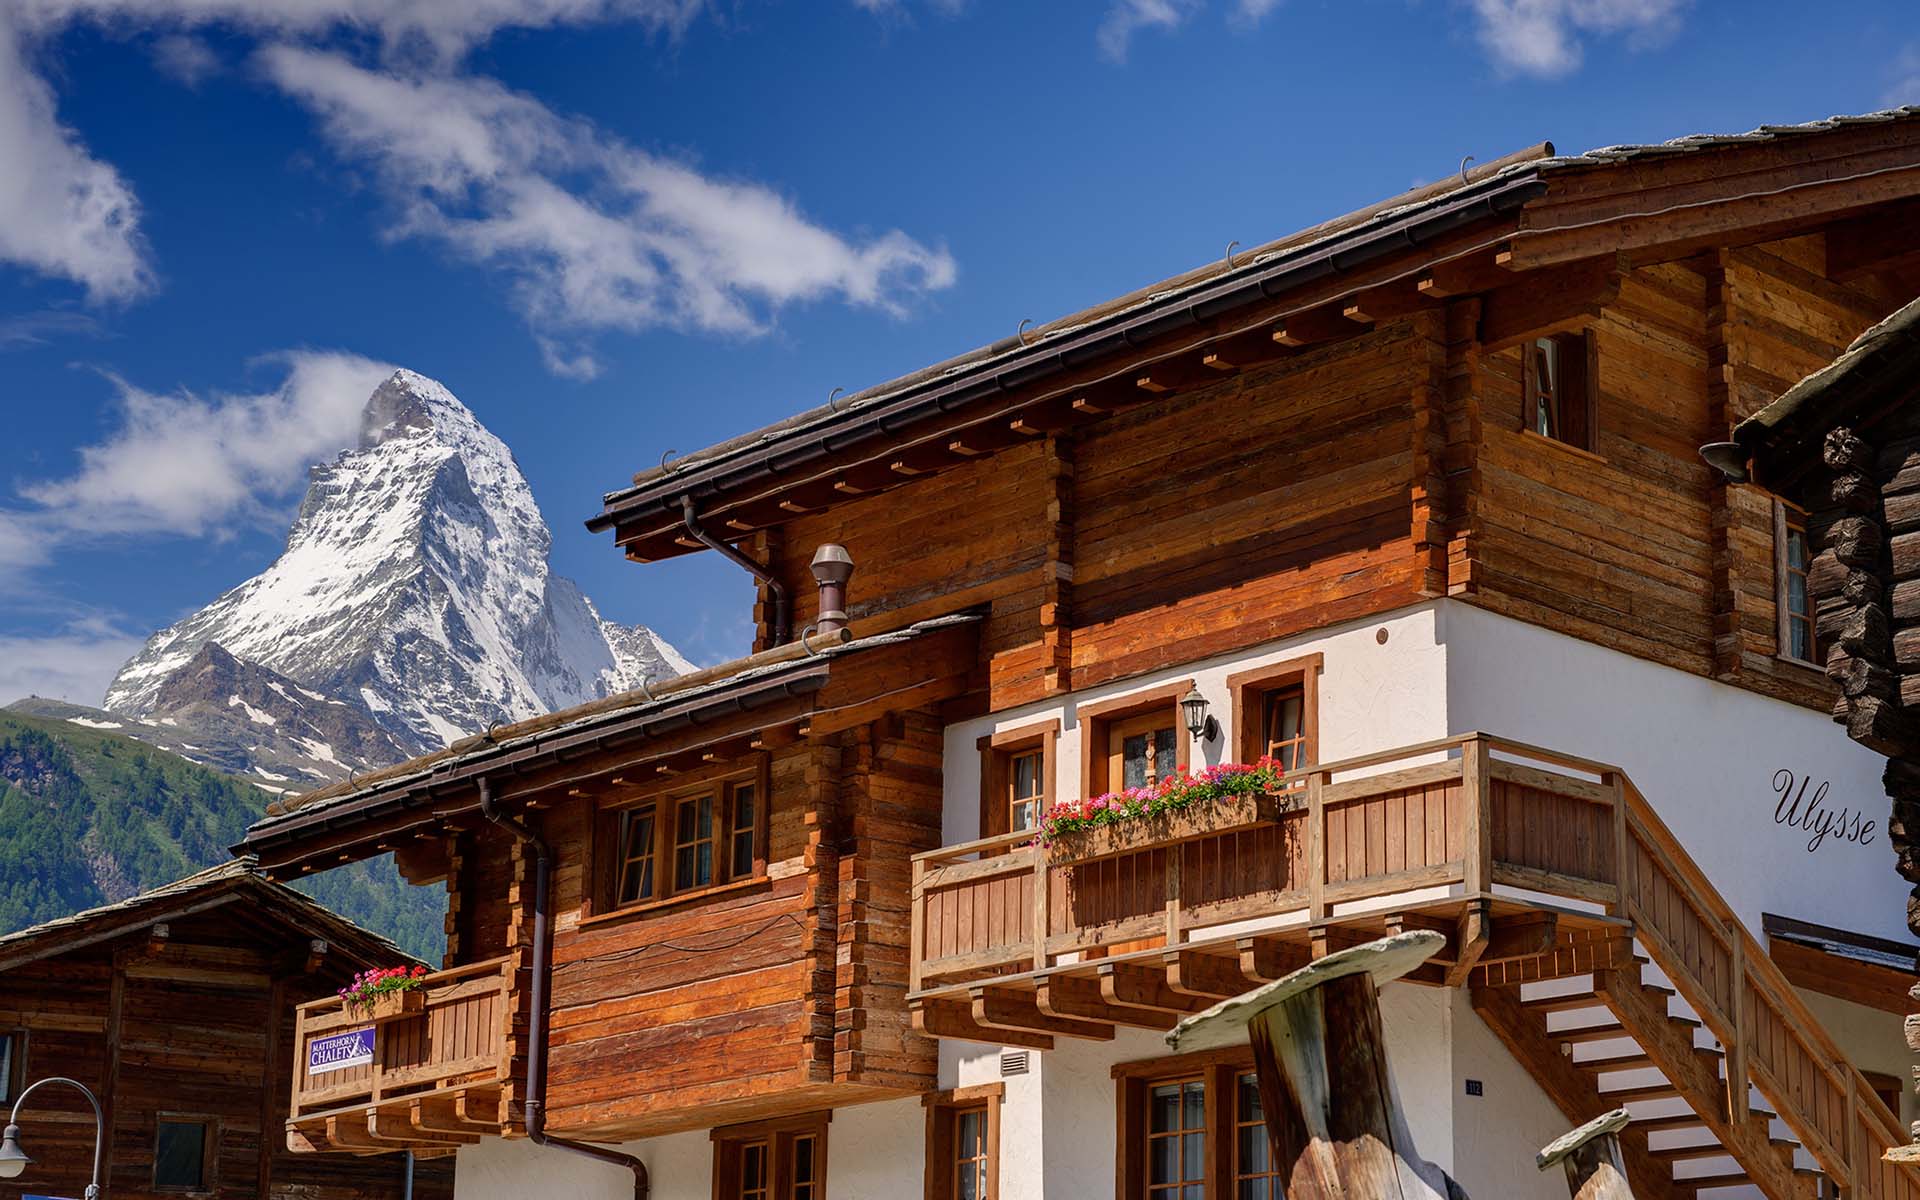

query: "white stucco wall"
left=941, top=603, right=1453, bottom=847
left=1439, top=601, right=1906, bottom=943
left=451, top=597, right=1912, bottom=1199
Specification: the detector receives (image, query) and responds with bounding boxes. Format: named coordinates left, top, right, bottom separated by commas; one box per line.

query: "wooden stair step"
left=1677, top=1170, right=1752, bottom=1190
left=1634, top=1113, right=1711, bottom=1133
left=1523, top=992, right=1607, bottom=1014
left=1601, top=1082, right=1684, bottom=1104
left=1578, top=1051, right=1655, bottom=1072
left=1654, top=1143, right=1738, bottom=1164
left=1551, top=1022, right=1635, bottom=1044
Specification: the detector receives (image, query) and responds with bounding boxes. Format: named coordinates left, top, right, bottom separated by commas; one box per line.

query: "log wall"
left=0, top=909, right=450, bottom=1200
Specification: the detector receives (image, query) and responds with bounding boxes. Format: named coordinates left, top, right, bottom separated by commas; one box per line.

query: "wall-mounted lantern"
left=1180, top=684, right=1216, bottom=743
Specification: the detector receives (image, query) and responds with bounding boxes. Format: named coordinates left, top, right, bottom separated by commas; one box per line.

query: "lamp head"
left=0, top=1122, right=31, bottom=1178
left=1698, top=441, right=1751, bottom=483
left=1179, top=685, right=1215, bottom=742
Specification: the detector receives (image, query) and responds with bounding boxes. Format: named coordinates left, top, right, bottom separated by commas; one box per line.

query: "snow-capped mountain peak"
left=104, top=369, right=689, bottom=764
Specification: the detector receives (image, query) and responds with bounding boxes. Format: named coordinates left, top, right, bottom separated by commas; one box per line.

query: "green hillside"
left=0, top=709, right=443, bottom=959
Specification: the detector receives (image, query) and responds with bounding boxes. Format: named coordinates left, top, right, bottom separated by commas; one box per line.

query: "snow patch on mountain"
left=103, top=369, right=689, bottom=761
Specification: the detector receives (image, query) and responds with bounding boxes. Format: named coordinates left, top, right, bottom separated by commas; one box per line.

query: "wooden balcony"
left=908, top=732, right=1631, bottom=1045
left=907, top=731, right=1920, bottom=1198
left=286, top=956, right=521, bottom=1157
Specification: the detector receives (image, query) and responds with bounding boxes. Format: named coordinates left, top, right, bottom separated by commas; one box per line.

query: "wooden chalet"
left=239, top=107, right=1920, bottom=1200
left=0, top=858, right=451, bottom=1200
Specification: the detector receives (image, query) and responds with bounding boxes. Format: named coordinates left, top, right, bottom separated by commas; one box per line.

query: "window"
left=977, top=720, right=1058, bottom=839
left=1232, top=1073, right=1282, bottom=1200
left=1078, top=683, right=1194, bottom=801
left=595, top=762, right=769, bottom=916
left=731, top=783, right=759, bottom=879
left=1227, top=655, right=1321, bottom=772
left=925, top=1084, right=1002, bottom=1200
left=153, top=1116, right=216, bottom=1193
left=0, top=1031, right=19, bottom=1105
left=1522, top=330, right=1596, bottom=453
left=714, top=1112, right=829, bottom=1200
left=614, top=806, right=658, bottom=905
left=1116, top=1049, right=1278, bottom=1199
left=674, top=793, right=718, bottom=890
left=1146, top=1077, right=1207, bottom=1199
left=1776, top=502, right=1818, bottom=666
left=1114, top=714, right=1179, bottom=791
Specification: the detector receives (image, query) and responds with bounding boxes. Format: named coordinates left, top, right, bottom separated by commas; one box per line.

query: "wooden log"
left=1537, top=1109, right=1635, bottom=1200
left=1168, top=932, right=1464, bottom=1199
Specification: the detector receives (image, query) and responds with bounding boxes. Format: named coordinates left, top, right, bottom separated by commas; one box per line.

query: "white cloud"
left=260, top=46, right=956, bottom=377
left=13, top=0, right=708, bottom=58
left=16, top=350, right=395, bottom=539
left=1232, top=0, right=1281, bottom=23
left=151, top=34, right=222, bottom=85
left=0, top=9, right=151, bottom=301
left=1888, top=45, right=1920, bottom=108
left=1097, top=0, right=1200, bottom=62
left=0, top=619, right=147, bottom=706
left=1467, top=0, right=1685, bottom=77
left=0, top=309, right=99, bottom=351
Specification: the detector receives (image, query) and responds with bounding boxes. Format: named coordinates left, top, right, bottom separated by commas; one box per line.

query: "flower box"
left=1046, top=787, right=1301, bottom=866
left=362, top=989, right=426, bottom=1022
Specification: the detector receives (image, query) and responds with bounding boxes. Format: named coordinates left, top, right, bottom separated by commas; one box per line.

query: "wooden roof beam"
left=970, top=985, right=1114, bottom=1041
left=1479, top=253, right=1627, bottom=353
left=1417, top=250, right=1521, bottom=299
left=1273, top=304, right=1365, bottom=347
left=911, top=998, right=1054, bottom=1050
left=1342, top=282, right=1437, bottom=325
left=1036, top=972, right=1178, bottom=1031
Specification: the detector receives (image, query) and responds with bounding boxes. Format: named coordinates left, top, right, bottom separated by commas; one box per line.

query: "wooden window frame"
left=1226, top=654, right=1322, bottom=770
left=1521, top=329, right=1598, bottom=454
left=713, top=1110, right=831, bottom=1200
left=1775, top=500, right=1820, bottom=668
left=0, top=1029, right=23, bottom=1105
left=977, top=720, right=1059, bottom=839
left=923, top=1083, right=1004, bottom=1200
left=589, top=755, right=772, bottom=920
left=152, top=1112, right=219, bottom=1195
left=1113, top=1047, right=1261, bottom=1200
left=1078, top=681, right=1194, bottom=801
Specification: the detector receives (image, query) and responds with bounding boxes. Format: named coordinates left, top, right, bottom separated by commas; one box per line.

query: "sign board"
left=307, top=1026, right=375, bottom=1075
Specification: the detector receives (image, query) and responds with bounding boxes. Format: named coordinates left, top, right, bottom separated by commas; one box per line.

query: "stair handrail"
left=1618, top=777, right=1916, bottom=1196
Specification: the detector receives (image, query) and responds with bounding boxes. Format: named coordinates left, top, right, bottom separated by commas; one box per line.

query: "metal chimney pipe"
left=810, top=544, right=855, bottom=638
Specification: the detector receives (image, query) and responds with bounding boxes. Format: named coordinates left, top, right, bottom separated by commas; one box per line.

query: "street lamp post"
left=0, top=1076, right=105, bottom=1200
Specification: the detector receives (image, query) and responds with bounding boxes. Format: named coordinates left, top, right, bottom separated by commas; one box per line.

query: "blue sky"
left=1, top=0, right=1916, bottom=703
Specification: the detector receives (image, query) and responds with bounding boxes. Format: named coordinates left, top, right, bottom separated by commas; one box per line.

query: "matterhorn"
left=89, top=369, right=690, bottom=789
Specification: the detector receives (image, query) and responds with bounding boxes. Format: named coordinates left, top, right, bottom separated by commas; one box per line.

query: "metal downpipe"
left=479, top=777, right=650, bottom=1200
left=680, top=494, right=790, bottom=645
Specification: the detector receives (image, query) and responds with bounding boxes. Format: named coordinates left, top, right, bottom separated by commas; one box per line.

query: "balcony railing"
left=287, top=955, right=519, bottom=1155
left=906, top=731, right=1920, bottom=1199
left=909, top=732, right=1624, bottom=995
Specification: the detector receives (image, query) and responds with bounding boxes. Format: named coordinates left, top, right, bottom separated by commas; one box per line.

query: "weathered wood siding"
left=536, top=712, right=944, bottom=1140
left=1472, top=261, right=1719, bottom=669
left=765, top=323, right=1429, bottom=710
left=0, top=909, right=448, bottom=1200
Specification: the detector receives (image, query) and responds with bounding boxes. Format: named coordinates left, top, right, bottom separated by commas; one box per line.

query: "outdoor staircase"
left=1476, top=771, right=1916, bottom=1200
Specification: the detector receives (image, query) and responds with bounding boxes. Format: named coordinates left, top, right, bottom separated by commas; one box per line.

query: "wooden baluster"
left=1725, top=927, right=1748, bottom=1126
left=1306, top=771, right=1326, bottom=925
left=1537, top=1109, right=1635, bottom=1200
left=1031, top=850, right=1050, bottom=974
left=1168, top=931, right=1465, bottom=1200
left=1462, top=736, right=1492, bottom=897
left=1605, top=772, right=1628, bottom=916
left=1165, top=844, right=1184, bottom=946
left=910, top=857, right=926, bottom=993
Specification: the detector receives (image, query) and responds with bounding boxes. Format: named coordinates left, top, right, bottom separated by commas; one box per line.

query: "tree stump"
left=1166, top=931, right=1465, bottom=1200
left=1537, top=1109, right=1634, bottom=1199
